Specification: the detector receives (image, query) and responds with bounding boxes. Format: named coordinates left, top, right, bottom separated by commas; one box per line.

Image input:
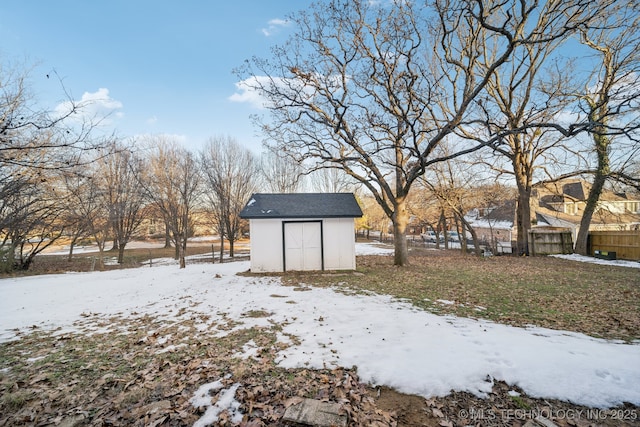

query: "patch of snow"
left=277, top=332, right=292, bottom=345
left=508, top=390, right=521, bottom=397
left=355, top=242, right=395, bottom=256
left=191, top=381, right=243, bottom=427
left=156, top=335, right=171, bottom=345
left=552, top=253, right=640, bottom=269
left=190, top=380, right=224, bottom=408
left=466, top=218, right=514, bottom=230
left=436, top=299, right=455, bottom=305
left=233, top=339, right=260, bottom=360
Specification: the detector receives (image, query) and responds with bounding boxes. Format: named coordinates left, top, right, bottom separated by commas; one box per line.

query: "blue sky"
left=0, top=1, right=312, bottom=152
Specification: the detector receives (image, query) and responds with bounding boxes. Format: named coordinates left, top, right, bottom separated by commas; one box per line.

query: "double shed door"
left=283, top=221, right=323, bottom=271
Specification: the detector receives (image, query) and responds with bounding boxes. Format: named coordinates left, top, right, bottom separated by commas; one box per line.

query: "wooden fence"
left=529, top=229, right=573, bottom=256
left=589, top=230, right=640, bottom=261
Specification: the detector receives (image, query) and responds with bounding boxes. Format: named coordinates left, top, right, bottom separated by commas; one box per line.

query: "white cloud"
left=55, top=88, right=124, bottom=125
left=229, top=75, right=313, bottom=109
left=230, top=73, right=347, bottom=110
left=229, top=77, right=270, bottom=109
left=261, top=18, right=290, bottom=37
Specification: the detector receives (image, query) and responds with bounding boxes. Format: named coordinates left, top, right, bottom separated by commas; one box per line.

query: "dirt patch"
left=372, top=382, right=640, bottom=427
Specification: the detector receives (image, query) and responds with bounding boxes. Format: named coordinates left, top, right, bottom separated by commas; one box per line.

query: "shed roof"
left=240, top=193, right=363, bottom=219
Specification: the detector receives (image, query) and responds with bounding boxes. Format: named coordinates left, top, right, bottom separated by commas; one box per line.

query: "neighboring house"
left=239, top=193, right=363, bottom=272
left=465, top=200, right=517, bottom=254
left=465, top=180, right=640, bottom=252
left=533, top=180, right=640, bottom=239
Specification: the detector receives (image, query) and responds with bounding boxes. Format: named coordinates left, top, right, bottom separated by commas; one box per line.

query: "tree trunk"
left=97, top=246, right=105, bottom=270
left=219, top=233, right=225, bottom=263
left=17, top=254, right=35, bottom=270
left=164, top=223, right=172, bottom=248
left=575, top=133, right=610, bottom=255
left=172, top=226, right=180, bottom=260
left=118, top=245, right=125, bottom=264
left=439, top=210, right=448, bottom=250
left=228, top=222, right=235, bottom=258
left=457, top=212, right=482, bottom=257
left=514, top=178, right=532, bottom=256
left=68, top=242, right=75, bottom=262
left=178, top=237, right=186, bottom=269
left=392, top=200, right=409, bottom=266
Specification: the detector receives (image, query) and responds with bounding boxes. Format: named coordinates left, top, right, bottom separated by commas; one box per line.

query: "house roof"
left=239, top=193, right=363, bottom=219
left=535, top=180, right=636, bottom=204
left=536, top=205, right=640, bottom=227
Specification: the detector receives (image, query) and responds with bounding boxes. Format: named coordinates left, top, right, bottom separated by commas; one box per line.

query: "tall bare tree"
left=200, top=136, right=259, bottom=259
left=456, top=0, right=619, bottom=255
left=416, top=151, right=480, bottom=255
left=1, top=62, right=107, bottom=172
left=141, top=138, right=201, bottom=269
left=260, top=149, right=304, bottom=193
left=307, top=167, right=354, bottom=193
left=0, top=165, right=64, bottom=270
left=0, top=62, right=113, bottom=271
left=236, top=0, right=601, bottom=265
left=98, top=141, right=147, bottom=265
left=56, top=157, right=113, bottom=267
left=463, top=62, right=575, bottom=254
left=60, top=171, right=96, bottom=261
left=571, top=1, right=640, bottom=254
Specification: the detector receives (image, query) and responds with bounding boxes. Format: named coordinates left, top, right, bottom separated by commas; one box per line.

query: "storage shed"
left=239, top=193, right=363, bottom=272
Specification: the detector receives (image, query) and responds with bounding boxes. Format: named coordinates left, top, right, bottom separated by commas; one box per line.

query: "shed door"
left=284, top=221, right=323, bottom=271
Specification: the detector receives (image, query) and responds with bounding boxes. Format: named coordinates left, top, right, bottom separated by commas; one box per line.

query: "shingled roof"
left=240, top=193, right=363, bottom=219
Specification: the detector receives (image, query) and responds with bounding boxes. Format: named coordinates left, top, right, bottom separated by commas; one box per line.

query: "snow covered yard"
left=1, top=243, right=639, bottom=426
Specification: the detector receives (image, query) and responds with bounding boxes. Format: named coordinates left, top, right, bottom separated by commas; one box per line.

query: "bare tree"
left=60, top=171, right=95, bottom=261
left=0, top=165, right=64, bottom=270
left=307, top=167, right=354, bottom=193
left=260, top=149, right=304, bottom=193
left=571, top=1, right=640, bottom=254
left=461, top=36, right=577, bottom=254
left=1, top=62, right=108, bottom=172
left=200, top=136, right=259, bottom=259
left=236, top=0, right=600, bottom=265
left=0, top=62, right=116, bottom=271
left=98, top=141, right=148, bottom=265
left=57, top=158, right=113, bottom=267
left=140, top=138, right=201, bottom=269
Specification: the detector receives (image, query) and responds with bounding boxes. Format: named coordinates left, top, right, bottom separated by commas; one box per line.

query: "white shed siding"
left=249, top=219, right=284, bottom=273
left=323, top=218, right=356, bottom=270
left=248, top=217, right=356, bottom=272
